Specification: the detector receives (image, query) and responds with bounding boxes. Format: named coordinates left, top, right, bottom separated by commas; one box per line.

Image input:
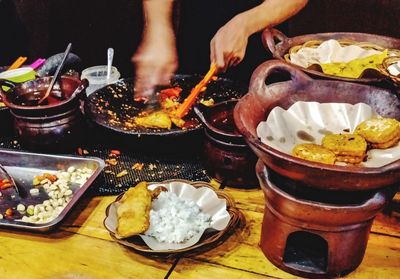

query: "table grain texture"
left=0, top=185, right=398, bottom=279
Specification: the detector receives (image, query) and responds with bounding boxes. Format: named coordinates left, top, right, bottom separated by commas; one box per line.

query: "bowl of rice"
left=103, top=180, right=239, bottom=253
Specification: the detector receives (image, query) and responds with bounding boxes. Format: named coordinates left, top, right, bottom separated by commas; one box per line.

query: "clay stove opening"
left=283, top=231, right=328, bottom=273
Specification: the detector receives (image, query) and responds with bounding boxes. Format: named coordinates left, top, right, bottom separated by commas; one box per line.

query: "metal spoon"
left=38, top=43, right=72, bottom=105
left=106, top=47, right=114, bottom=80
left=0, top=164, right=26, bottom=199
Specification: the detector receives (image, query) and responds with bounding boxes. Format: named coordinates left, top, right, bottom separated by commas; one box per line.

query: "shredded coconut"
left=144, top=191, right=211, bottom=243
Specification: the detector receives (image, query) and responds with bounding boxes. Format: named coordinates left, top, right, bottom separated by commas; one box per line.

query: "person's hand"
left=210, top=15, right=249, bottom=73
left=131, top=29, right=177, bottom=101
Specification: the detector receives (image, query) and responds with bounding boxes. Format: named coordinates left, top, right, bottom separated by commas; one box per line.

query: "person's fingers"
left=211, top=40, right=226, bottom=72
left=210, top=38, right=217, bottom=65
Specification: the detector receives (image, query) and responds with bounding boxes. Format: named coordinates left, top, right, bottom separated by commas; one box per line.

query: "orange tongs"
left=175, top=63, right=217, bottom=119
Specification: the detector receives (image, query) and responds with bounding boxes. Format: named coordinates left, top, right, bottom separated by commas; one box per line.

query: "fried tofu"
left=355, top=117, right=400, bottom=149
left=322, top=134, right=367, bottom=163
left=292, top=143, right=336, bottom=165
left=117, top=182, right=152, bottom=238
left=134, top=111, right=172, bottom=129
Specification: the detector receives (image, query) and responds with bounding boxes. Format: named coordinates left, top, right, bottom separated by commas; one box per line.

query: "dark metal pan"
left=84, top=75, right=246, bottom=153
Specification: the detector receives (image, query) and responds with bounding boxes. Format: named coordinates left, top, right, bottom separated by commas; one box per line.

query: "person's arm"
left=210, top=0, right=308, bottom=72
left=132, top=0, right=177, bottom=100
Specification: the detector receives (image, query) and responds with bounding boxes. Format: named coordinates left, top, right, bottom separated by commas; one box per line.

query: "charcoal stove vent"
left=283, top=231, right=328, bottom=273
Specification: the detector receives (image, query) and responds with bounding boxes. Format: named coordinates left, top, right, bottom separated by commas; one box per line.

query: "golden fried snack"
left=150, top=186, right=168, bottom=200
left=322, top=134, right=367, bottom=163
left=134, top=111, right=172, bottom=129
left=292, top=143, right=336, bottom=165
left=335, top=155, right=365, bottom=164
left=117, top=182, right=152, bottom=238
left=355, top=117, right=400, bottom=149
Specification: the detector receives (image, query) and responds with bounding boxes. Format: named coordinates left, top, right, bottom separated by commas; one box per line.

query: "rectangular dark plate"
left=0, top=149, right=105, bottom=231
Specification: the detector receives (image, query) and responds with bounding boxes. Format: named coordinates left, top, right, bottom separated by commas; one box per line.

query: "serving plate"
left=104, top=179, right=242, bottom=254
left=0, top=149, right=105, bottom=231
left=257, top=101, right=400, bottom=168
left=262, top=28, right=400, bottom=83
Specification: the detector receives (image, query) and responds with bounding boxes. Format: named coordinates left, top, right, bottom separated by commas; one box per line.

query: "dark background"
left=1, top=0, right=400, bottom=85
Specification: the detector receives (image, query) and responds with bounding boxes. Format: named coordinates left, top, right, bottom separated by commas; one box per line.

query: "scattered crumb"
left=116, top=170, right=128, bottom=178
left=148, top=164, right=157, bottom=171
left=132, top=163, right=144, bottom=170
left=105, top=158, right=118, bottom=166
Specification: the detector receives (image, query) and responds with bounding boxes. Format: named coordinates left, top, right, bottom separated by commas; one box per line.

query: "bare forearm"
left=237, top=0, right=308, bottom=36
left=142, top=0, right=175, bottom=38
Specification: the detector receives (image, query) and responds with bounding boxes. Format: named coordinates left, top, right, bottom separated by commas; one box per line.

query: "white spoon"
left=106, top=48, right=114, bottom=80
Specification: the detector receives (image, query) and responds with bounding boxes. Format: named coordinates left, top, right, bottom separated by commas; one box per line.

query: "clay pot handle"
left=249, top=60, right=312, bottom=95
left=262, top=28, right=290, bottom=57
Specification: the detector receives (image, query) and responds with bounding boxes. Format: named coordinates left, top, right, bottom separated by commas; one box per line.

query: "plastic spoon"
left=106, top=48, right=114, bottom=80
left=38, top=43, right=72, bottom=105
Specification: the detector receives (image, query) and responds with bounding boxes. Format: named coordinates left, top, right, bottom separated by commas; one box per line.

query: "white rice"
left=144, top=191, right=211, bottom=243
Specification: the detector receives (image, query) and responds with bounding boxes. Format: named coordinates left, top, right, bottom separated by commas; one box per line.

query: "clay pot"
left=256, top=160, right=395, bottom=278
left=0, top=76, right=88, bottom=152
left=194, top=100, right=258, bottom=188
left=263, top=28, right=400, bottom=84
left=234, top=60, right=400, bottom=191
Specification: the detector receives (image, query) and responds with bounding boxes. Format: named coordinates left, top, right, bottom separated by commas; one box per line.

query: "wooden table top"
left=0, top=184, right=398, bottom=279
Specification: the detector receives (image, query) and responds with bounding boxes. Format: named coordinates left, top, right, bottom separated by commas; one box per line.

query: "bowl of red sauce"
left=0, top=76, right=88, bottom=152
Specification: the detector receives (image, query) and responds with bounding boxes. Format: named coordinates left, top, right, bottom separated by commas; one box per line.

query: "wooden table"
left=0, top=184, right=399, bottom=279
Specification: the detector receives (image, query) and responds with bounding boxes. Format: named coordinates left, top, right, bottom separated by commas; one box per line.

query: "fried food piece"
left=322, top=134, right=367, bottom=164
left=150, top=186, right=168, bottom=200
left=335, top=155, right=365, bottom=164
left=292, top=143, right=336, bottom=165
left=134, top=111, right=172, bottom=129
left=117, top=182, right=152, bottom=238
left=355, top=117, right=400, bottom=149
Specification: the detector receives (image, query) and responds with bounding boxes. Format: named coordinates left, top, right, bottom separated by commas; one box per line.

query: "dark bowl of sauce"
left=0, top=76, right=88, bottom=152
left=195, top=100, right=258, bottom=188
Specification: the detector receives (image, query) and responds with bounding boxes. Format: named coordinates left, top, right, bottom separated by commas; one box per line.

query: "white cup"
left=81, top=65, right=121, bottom=95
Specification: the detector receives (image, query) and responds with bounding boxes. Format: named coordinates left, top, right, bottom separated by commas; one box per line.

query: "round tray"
left=103, top=179, right=242, bottom=255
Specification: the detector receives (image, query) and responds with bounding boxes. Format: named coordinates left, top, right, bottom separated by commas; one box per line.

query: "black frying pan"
left=83, top=75, right=246, bottom=153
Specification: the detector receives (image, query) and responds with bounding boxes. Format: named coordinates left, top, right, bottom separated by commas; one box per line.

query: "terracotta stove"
left=256, top=160, right=395, bottom=278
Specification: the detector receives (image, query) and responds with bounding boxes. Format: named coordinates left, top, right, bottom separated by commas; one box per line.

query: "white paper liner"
left=290, top=39, right=382, bottom=68
left=256, top=101, right=400, bottom=168
left=104, top=181, right=231, bottom=251
left=388, top=62, right=400, bottom=76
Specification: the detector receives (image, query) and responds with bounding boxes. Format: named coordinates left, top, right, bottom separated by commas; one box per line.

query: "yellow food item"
left=322, top=134, right=367, bottom=163
left=116, top=182, right=152, bottom=238
left=335, top=155, right=365, bottom=164
left=134, top=111, right=172, bottom=129
left=320, top=49, right=388, bottom=78
left=292, top=143, right=336, bottom=165
left=355, top=117, right=400, bottom=148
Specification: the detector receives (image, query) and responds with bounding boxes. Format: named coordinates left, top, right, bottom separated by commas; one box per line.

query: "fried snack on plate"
left=322, top=134, right=367, bottom=164
left=355, top=117, right=400, bottom=149
left=150, top=186, right=168, bottom=200
left=134, top=111, right=172, bottom=129
left=117, top=182, right=152, bottom=238
left=292, top=143, right=336, bottom=165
